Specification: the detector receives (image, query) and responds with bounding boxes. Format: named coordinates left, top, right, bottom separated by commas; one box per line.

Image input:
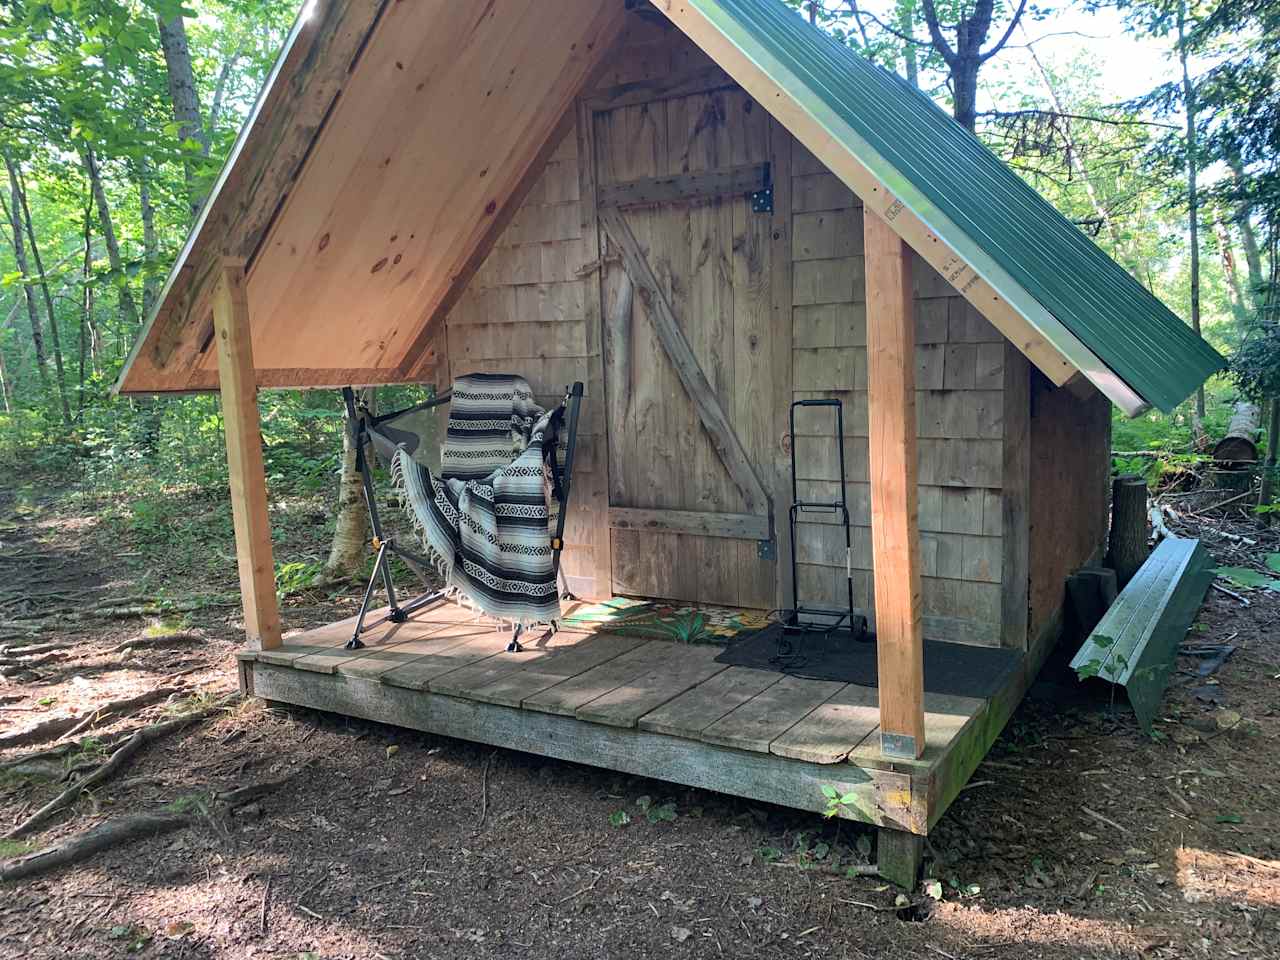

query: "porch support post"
left=212, top=258, right=281, bottom=651
left=863, top=209, right=925, bottom=759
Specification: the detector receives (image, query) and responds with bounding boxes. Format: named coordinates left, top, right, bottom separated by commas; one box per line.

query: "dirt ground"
left=1, top=481, right=1278, bottom=960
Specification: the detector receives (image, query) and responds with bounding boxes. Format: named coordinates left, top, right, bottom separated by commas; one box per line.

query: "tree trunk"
left=84, top=145, right=158, bottom=453
left=952, top=57, right=979, bottom=131
left=82, top=146, right=140, bottom=330
left=0, top=342, right=11, bottom=413
left=899, top=1, right=919, bottom=87
left=1107, top=475, right=1149, bottom=589
left=324, top=389, right=374, bottom=580
left=3, top=166, right=50, bottom=392
left=1177, top=0, right=1205, bottom=427
left=1212, top=401, right=1260, bottom=463
left=1213, top=216, right=1249, bottom=330
left=156, top=13, right=208, bottom=217
left=11, top=159, right=72, bottom=426
left=1259, top=399, right=1280, bottom=521
left=1228, top=156, right=1265, bottom=310
left=135, top=154, right=160, bottom=316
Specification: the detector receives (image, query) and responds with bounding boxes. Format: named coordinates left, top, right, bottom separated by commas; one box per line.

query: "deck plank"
left=701, top=676, right=846, bottom=753
left=428, top=628, right=596, bottom=698
left=638, top=667, right=782, bottom=738
left=770, top=683, right=881, bottom=763
left=468, top=632, right=651, bottom=707
left=847, top=691, right=986, bottom=768
left=286, top=602, right=489, bottom=674
left=379, top=625, right=517, bottom=691
left=574, top=646, right=728, bottom=728
left=523, top=641, right=671, bottom=716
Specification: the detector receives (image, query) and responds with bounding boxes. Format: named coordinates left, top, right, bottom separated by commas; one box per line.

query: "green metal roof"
left=692, top=0, right=1225, bottom=413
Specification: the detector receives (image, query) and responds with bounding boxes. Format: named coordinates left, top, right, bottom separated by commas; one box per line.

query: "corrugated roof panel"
left=693, top=0, right=1224, bottom=413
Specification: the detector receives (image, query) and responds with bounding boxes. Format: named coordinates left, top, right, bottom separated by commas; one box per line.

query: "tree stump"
left=1107, top=475, right=1149, bottom=589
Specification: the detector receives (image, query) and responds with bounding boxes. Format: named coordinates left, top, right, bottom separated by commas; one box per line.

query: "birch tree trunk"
left=324, top=389, right=374, bottom=580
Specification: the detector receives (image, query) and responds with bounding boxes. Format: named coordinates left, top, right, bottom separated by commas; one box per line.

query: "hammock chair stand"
left=341, top=382, right=585, bottom=652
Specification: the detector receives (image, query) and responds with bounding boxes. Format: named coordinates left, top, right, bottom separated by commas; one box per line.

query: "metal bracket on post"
left=756, top=539, right=775, bottom=560
left=881, top=732, right=918, bottom=760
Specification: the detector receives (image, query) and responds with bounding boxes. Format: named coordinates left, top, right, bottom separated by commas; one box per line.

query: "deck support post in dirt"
left=213, top=258, right=282, bottom=651
left=863, top=207, right=925, bottom=760
left=878, top=827, right=923, bottom=888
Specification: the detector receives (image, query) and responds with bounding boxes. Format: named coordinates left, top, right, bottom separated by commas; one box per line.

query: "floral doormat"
left=560, top=597, right=772, bottom=645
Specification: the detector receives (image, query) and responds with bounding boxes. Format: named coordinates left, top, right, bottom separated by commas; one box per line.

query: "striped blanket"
left=394, top=406, right=562, bottom=627
left=441, top=373, right=544, bottom=481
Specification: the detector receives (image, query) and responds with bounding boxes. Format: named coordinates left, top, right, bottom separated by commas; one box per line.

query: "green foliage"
left=1214, top=566, right=1280, bottom=590
left=821, top=783, right=864, bottom=819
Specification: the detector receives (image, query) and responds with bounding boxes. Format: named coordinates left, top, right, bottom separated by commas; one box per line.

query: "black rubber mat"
left=714, top=622, right=1023, bottom=700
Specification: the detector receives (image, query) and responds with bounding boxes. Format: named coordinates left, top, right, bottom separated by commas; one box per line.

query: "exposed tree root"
left=5, top=697, right=236, bottom=839
left=0, top=729, right=135, bottom=771
left=59, top=687, right=184, bottom=741
left=0, top=688, right=182, bottom=751
left=0, top=641, right=73, bottom=657
left=111, top=632, right=203, bottom=655
left=0, top=715, right=83, bottom=750
left=0, top=769, right=301, bottom=881
left=0, top=813, right=191, bottom=882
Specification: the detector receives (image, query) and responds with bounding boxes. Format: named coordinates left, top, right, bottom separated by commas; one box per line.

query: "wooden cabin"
left=116, top=0, right=1223, bottom=884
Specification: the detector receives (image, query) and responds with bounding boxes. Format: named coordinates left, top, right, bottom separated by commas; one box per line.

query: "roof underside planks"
left=116, top=0, right=1223, bottom=417
left=116, top=0, right=625, bottom=394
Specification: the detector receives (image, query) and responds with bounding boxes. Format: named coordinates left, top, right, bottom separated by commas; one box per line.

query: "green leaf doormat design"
left=560, top=597, right=771, bottom=645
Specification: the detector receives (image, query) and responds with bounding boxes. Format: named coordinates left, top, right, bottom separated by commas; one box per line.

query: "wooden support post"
left=212, top=259, right=282, bottom=650
left=863, top=209, right=925, bottom=760
left=878, top=827, right=924, bottom=888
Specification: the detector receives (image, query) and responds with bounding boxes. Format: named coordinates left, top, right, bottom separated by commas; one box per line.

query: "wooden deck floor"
left=238, top=600, right=1024, bottom=834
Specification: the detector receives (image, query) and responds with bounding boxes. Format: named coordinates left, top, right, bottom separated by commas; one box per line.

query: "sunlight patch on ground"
left=932, top=901, right=1145, bottom=952
left=1176, top=846, right=1280, bottom=906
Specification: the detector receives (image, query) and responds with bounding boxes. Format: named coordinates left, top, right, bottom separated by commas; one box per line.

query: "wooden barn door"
left=592, top=89, right=777, bottom=609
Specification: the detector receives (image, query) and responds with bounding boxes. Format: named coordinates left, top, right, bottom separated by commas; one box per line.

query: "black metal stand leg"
left=349, top=541, right=391, bottom=649
left=506, top=624, right=524, bottom=653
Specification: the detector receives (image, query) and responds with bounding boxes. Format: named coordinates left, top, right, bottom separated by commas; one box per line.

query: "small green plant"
left=0, top=839, right=36, bottom=858
left=821, top=784, right=863, bottom=819
left=608, top=810, right=631, bottom=828
left=756, top=845, right=783, bottom=863
left=276, top=559, right=326, bottom=599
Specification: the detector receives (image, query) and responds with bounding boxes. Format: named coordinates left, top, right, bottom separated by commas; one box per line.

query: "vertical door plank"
left=863, top=209, right=924, bottom=758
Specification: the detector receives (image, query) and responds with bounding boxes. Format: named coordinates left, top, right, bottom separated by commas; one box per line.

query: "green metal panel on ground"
left=689, top=0, right=1224, bottom=413
left=1070, top=537, right=1215, bottom=734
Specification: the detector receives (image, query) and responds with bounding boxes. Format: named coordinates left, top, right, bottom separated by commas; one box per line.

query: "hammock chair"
left=341, top=375, right=584, bottom=653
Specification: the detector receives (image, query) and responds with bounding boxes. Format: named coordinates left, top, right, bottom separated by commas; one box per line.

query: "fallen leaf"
left=162, top=921, right=194, bottom=939
left=386, top=745, right=400, bottom=759
left=671, top=926, right=692, bottom=943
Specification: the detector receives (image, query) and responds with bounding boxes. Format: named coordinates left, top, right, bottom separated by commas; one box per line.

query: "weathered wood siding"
left=787, top=139, right=1006, bottom=646
left=443, top=124, right=611, bottom=601
left=1027, top=378, right=1112, bottom=651
left=438, top=16, right=1107, bottom=653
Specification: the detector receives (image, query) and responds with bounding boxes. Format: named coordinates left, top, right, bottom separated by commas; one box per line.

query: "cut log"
left=1212, top=401, right=1260, bottom=463
left=1107, top=475, right=1149, bottom=589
